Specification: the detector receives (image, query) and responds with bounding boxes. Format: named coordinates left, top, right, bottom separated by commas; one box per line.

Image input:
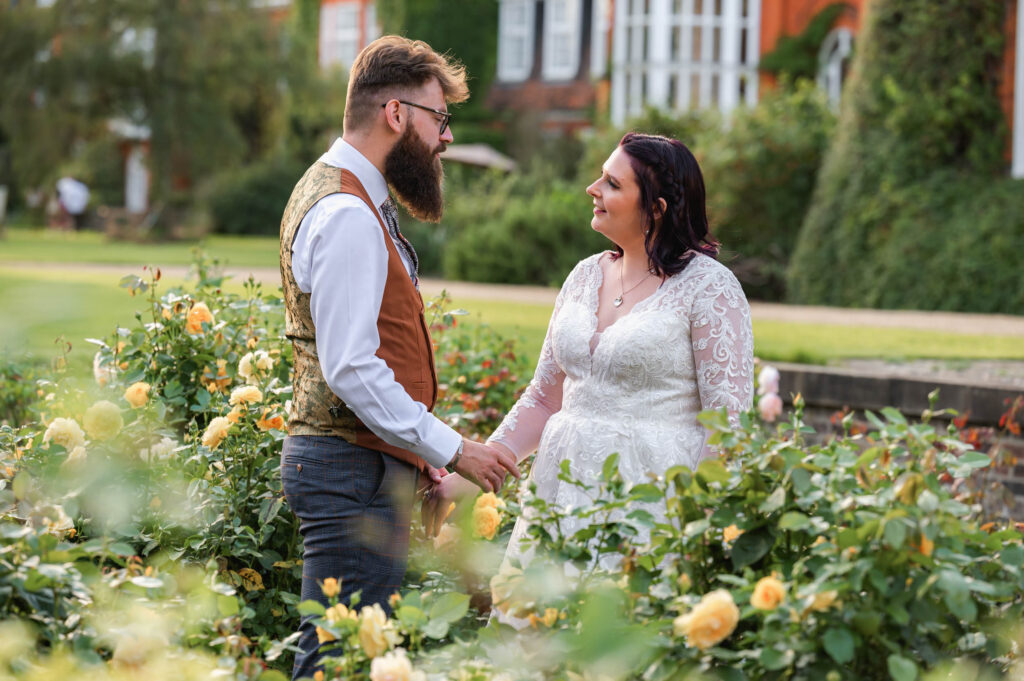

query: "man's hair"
left=345, top=36, right=469, bottom=131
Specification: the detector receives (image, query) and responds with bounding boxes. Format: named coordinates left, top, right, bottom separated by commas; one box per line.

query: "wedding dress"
left=489, top=251, right=754, bottom=575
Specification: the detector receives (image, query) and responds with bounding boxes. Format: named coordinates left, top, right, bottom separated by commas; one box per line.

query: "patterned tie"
left=380, top=197, right=419, bottom=287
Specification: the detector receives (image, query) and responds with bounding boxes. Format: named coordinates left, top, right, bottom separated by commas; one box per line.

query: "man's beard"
left=384, top=125, right=445, bottom=223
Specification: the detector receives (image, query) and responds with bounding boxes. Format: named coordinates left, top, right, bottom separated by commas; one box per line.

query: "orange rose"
left=186, top=302, right=215, bottom=334
left=673, top=589, right=740, bottom=650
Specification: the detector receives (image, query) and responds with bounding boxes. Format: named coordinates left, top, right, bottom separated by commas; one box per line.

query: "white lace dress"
left=488, top=251, right=754, bottom=573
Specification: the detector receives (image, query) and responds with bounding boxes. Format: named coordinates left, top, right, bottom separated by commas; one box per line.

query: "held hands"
left=419, top=440, right=520, bottom=538
left=454, top=439, right=520, bottom=493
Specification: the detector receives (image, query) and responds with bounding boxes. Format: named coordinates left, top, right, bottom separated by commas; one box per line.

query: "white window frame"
left=591, top=0, right=611, bottom=78
left=817, top=27, right=852, bottom=109
left=498, top=0, right=536, bottom=82
left=319, top=2, right=361, bottom=71
left=611, top=0, right=760, bottom=124
left=542, top=0, right=582, bottom=81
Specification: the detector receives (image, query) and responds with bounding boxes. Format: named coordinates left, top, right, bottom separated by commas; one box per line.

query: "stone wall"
left=773, top=362, right=1024, bottom=516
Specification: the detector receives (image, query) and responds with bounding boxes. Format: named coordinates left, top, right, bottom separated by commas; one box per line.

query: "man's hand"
left=454, top=439, right=520, bottom=493
left=420, top=473, right=476, bottom=537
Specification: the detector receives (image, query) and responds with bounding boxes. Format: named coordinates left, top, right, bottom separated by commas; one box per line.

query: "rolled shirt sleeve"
left=294, top=195, right=461, bottom=469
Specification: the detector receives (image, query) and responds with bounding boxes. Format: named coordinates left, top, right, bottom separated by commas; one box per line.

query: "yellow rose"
left=914, top=534, right=935, bottom=557
left=124, top=382, right=151, bottom=408
left=325, top=603, right=356, bottom=624
left=83, top=400, right=124, bottom=440
left=186, top=302, right=215, bottom=334
left=226, top=406, right=244, bottom=424
left=527, top=607, right=559, bottom=628
left=201, top=359, right=231, bottom=393
left=359, top=603, right=400, bottom=658
left=369, top=648, right=425, bottom=681
left=316, top=626, right=336, bottom=644
left=474, top=492, right=504, bottom=511
left=256, top=408, right=286, bottom=432
left=229, top=385, right=263, bottom=406
left=63, top=445, right=87, bottom=466
left=809, top=589, right=839, bottom=612
left=201, top=416, right=232, bottom=450
left=750, top=576, right=787, bottom=611
left=673, top=589, right=740, bottom=650
left=473, top=505, right=502, bottom=540
left=43, top=417, right=86, bottom=450
left=723, top=525, right=743, bottom=544
left=321, top=577, right=341, bottom=599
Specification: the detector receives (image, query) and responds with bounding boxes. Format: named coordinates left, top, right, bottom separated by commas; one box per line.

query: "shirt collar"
left=319, top=138, right=390, bottom=209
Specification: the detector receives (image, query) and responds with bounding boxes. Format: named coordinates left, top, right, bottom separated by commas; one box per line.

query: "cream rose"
left=750, top=575, right=787, bottom=610
left=140, top=436, right=177, bottom=462
left=359, top=603, right=400, bottom=658
left=489, top=564, right=524, bottom=616
left=809, top=589, right=839, bottom=612
left=43, top=417, right=86, bottom=451
left=673, top=589, right=740, bottom=650
left=201, top=417, right=232, bottom=450
left=229, top=385, right=263, bottom=406
left=238, top=350, right=274, bottom=385
left=83, top=401, right=124, bottom=440
left=124, top=382, right=151, bottom=408
left=369, top=648, right=425, bottom=681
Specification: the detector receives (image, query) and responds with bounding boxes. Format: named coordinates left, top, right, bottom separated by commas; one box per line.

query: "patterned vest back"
left=279, top=161, right=438, bottom=470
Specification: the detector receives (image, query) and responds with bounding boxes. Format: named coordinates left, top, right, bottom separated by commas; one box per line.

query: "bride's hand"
left=421, top=473, right=477, bottom=538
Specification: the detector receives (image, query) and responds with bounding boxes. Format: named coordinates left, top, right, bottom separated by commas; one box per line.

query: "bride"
left=426, top=131, right=753, bottom=580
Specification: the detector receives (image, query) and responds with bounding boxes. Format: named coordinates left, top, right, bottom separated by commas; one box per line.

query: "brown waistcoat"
left=279, top=161, right=438, bottom=470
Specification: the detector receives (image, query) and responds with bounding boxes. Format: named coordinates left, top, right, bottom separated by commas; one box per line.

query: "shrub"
left=701, top=82, right=835, bottom=300
left=443, top=171, right=608, bottom=287
left=203, top=155, right=306, bottom=236
left=788, top=0, right=1010, bottom=310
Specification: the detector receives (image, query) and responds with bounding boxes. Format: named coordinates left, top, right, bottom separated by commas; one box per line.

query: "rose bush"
left=2, top=253, right=1023, bottom=681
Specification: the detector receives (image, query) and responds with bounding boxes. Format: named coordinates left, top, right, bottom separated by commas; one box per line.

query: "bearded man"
left=278, top=36, right=519, bottom=679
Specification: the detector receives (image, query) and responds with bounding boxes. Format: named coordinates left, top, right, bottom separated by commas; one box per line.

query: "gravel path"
left=5, top=260, right=1024, bottom=336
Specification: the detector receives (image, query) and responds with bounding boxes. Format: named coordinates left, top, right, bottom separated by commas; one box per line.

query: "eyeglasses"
left=381, top=99, right=452, bottom=135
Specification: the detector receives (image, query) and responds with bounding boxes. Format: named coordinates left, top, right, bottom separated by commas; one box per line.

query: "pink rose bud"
left=758, top=366, right=780, bottom=396
left=758, top=393, right=783, bottom=422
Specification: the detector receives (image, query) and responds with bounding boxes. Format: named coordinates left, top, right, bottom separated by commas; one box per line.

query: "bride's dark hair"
left=614, top=132, right=719, bottom=276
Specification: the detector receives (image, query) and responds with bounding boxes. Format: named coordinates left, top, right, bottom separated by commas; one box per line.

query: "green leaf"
left=259, top=498, right=285, bottom=526
left=883, top=519, right=907, bottom=548
left=778, top=512, right=810, bottom=531
left=258, top=671, right=290, bottom=681
left=881, top=407, right=907, bottom=425
left=759, top=647, right=793, bottom=670
left=696, top=459, right=729, bottom=484
left=396, top=605, right=427, bottom=629
left=217, top=595, right=240, bottom=616
left=956, top=451, right=991, bottom=469
left=731, top=527, right=775, bottom=569
left=887, top=654, right=918, bottom=681
left=11, top=472, right=30, bottom=500
left=823, top=627, right=855, bottom=664
left=759, top=486, right=786, bottom=513
left=422, top=618, right=449, bottom=639
left=297, top=600, right=326, bottom=617
left=601, top=453, right=620, bottom=481
left=917, top=490, right=939, bottom=512
left=427, top=592, right=470, bottom=624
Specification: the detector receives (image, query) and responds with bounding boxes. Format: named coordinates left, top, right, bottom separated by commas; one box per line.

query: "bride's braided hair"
left=616, top=132, right=720, bottom=276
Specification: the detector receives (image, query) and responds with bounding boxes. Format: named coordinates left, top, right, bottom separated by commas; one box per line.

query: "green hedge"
left=203, top=156, right=306, bottom=236
left=787, top=0, right=1011, bottom=311
left=702, top=83, right=834, bottom=300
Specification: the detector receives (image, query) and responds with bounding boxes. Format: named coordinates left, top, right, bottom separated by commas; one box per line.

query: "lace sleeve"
left=487, top=270, right=573, bottom=461
left=690, top=267, right=754, bottom=454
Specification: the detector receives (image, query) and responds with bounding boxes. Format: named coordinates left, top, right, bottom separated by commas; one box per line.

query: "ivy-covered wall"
left=786, top=0, right=1024, bottom=313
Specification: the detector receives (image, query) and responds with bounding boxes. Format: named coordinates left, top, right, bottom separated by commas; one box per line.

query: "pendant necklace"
left=614, top=260, right=655, bottom=307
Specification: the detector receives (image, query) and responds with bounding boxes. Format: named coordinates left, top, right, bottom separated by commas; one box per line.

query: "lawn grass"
left=1, top=226, right=280, bottom=269
left=3, top=267, right=1023, bottom=381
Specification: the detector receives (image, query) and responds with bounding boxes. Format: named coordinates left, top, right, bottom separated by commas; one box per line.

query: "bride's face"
left=586, top=147, right=646, bottom=247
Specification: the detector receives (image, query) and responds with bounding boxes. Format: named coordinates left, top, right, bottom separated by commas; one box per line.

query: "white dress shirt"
left=290, top=138, right=461, bottom=469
